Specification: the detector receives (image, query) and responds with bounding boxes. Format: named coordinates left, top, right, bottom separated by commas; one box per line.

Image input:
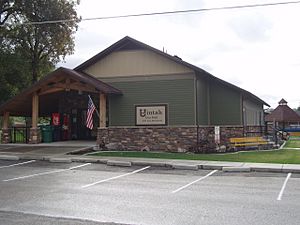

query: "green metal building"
left=0, top=36, right=269, bottom=151
left=76, top=36, right=269, bottom=127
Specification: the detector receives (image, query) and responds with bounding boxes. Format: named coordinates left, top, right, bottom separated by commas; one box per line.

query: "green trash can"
left=41, top=125, right=53, bottom=143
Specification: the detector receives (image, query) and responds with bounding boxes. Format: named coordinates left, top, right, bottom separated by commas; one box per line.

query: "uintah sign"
left=136, top=104, right=167, bottom=125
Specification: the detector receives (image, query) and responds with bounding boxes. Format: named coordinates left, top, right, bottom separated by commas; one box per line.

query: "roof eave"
left=0, top=67, right=122, bottom=114
left=74, top=36, right=269, bottom=107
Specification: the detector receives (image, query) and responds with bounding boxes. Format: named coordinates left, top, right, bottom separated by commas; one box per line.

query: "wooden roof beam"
left=54, top=81, right=98, bottom=93
left=39, top=87, right=64, bottom=96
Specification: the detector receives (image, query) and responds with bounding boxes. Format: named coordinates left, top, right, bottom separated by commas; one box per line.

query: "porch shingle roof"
left=265, top=102, right=300, bottom=123
left=0, top=67, right=122, bottom=116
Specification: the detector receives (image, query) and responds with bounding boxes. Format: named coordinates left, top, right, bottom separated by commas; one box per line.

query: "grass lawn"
left=90, top=147, right=300, bottom=164
left=89, top=139, right=300, bottom=164
left=284, top=139, right=300, bottom=148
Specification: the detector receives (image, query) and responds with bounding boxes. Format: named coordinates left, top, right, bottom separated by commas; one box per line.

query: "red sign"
left=52, top=113, right=60, bottom=126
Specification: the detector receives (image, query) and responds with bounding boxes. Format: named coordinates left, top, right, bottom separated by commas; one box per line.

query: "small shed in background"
left=265, top=99, right=300, bottom=134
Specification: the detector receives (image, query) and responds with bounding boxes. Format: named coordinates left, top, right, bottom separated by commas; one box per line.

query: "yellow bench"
left=229, top=136, right=268, bottom=149
left=288, top=131, right=300, bottom=137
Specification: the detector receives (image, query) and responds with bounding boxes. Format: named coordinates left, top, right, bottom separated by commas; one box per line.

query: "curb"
left=42, top=156, right=53, bottom=161
left=281, top=168, right=300, bottom=173
left=172, top=164, right=199, bottom=170
left=49, top=158, right=72, bottom=163
left=68, top=146, right=94, bottom=155
left=202, top=165, right=223, bottom=170
left=222, top=167, right=251, bottom=172
left=71, top=157, right=104, bottom=163
left=250, top=167, right=283, bottom=173
left=281, top=165, right=300, bottom=173
left=0, top=155, right=20, bottom=161
left=131, top=161, right=167, bottom=167
left=19, top=155, right=44, bottom=160
left=2, top=153, right=300, bottom=173
left=107, top=160, right=132, bottom=167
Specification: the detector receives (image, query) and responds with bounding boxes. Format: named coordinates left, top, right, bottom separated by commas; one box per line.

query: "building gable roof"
left=75, top=36, right=269, bottom=107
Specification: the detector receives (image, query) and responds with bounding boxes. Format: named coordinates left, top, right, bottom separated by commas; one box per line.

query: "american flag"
left=86, top=96, right=96, bottom=130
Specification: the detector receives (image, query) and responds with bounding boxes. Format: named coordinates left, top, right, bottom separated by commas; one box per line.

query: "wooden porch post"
left=29, top=92, right=41, bottom=144
left=32, top=92, right=39, bottom=128
left=99, top=93, right=106, bottom=128
left=97, top=92, right=107, bottom=149
left=3, top=111, right=9, bottom=129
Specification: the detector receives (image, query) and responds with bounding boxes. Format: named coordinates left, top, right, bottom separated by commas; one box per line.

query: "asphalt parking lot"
left=0, top=145, right=82, bottom=155
left=0, top=159, right=299, bottom=225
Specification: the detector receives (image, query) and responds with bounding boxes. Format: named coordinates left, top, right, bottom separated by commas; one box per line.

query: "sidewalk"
left=1, top=146, right=300, bottom=173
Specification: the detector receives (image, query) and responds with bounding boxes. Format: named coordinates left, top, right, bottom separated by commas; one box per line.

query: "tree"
left=0, top=45, right=35, bottom=103
left=0, top=0, right=20, bottom=45
left=0, top=0, right=16, bottom=26
left=5, top=0, right=81, bottom=83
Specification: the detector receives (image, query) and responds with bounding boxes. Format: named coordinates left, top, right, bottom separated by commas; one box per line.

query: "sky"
left=58, top=0, right=300, bottom=109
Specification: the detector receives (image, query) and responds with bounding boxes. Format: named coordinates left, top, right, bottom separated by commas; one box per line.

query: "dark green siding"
left=196, top=78, right=209, bottom=125
left=209, top=82, right=241, bottom=125
left=108, top=79, right=195, bottom=126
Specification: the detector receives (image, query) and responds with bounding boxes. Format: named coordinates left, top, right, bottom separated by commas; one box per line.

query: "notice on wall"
left=136, top=104, right=167, bottom=126
left=215, top=126, right=220, bottom=144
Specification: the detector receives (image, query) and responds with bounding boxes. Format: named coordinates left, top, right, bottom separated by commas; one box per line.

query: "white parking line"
left=277, top=173, right=292, bottom=201
left=81, top=166, right=150, bottom=189
left=0, top=160, right=36, bottom=169
left=172, top=170, right=218, bottom=194
left=69, top=163, right=91, bottom=170
left=3, top=163, right=91, bottom=182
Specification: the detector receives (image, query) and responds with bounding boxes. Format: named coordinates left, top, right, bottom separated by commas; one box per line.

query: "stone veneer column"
left=97, top=127, right=108, bottom=148
left=1, top=111, right=10, bottom=144
left=1, top=129, right=10, bottom=144
left=29, top=127, right=41, bottom=144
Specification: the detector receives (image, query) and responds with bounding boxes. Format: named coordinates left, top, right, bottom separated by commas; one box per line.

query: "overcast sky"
left=58, top=0, right=300, bottom=109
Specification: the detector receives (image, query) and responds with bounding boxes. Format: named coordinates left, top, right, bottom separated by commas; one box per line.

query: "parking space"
left=0, top=159, right=299, bottom=225
left=0, top=160, right=86, bottom=181
left=0, top=159, right=298, bottom=198
left=0, top=160, right=36, bottom=169
left=280, top=175, right=300, bottom=204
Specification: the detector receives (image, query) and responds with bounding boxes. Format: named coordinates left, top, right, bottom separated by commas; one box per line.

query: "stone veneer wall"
left=1, top=129, right=10, bottom=144
left=97, top=125, right=264, bottom=152
left=1, top=127, right=42, bottom=144
left=28, top=128, right=41, bottom=144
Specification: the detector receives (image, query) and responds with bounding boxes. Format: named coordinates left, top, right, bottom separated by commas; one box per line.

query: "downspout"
left=195, top=75, right=199, bottom=152
left=207, top=80, right=211, bottom=126
left=241, top=94, right=245, bottom=136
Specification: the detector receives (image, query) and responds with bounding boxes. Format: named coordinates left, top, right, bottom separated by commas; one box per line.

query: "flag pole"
left=88, top=95, right=100, bottom=119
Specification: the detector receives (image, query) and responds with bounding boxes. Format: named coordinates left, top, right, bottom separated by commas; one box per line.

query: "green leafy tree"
left=0, top=0, right=80, bottom=106
left=0, top=47, right=30, bottom=104
left=0, top=0, right=16, bottom=26
left=5, top=0, right=81, bottom=83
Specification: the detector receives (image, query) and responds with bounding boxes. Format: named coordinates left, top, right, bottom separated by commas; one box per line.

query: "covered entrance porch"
left=0, top=67, right=122, bottom=144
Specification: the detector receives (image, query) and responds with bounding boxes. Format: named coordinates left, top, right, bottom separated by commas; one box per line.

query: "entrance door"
left=70, top=109, right=92, bottom=140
